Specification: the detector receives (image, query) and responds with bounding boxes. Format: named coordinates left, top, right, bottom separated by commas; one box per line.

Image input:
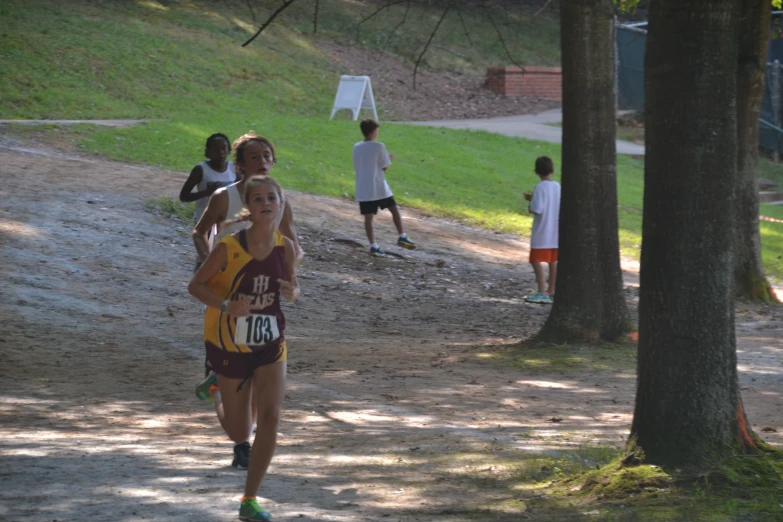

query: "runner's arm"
left=188, top=243, right=228, bottom=309
left=279, top=237, right=300, bottom=302
left=192, top=190, right=227, bottom=261
left=188, top=244, right=255, bottom=316
left=179, top=165, right=209, bottom=203
left=279, top=200, right=304, bottom=265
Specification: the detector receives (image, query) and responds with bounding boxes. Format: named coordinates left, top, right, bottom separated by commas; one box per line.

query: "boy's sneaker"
left=525, top=290, right=547, bottom=304
left=397, top=236, right=417, bottom=250
left=370, top=246, right=385, bottom=257
left=548, top=293, right=555, bottom=303
left=239, top=497, right=272, bottom=521
left=195, top=372, right=218, bottom=402
left=232, top=441, right=251, bottom=469
left=541, top=294, right=553, bottom=304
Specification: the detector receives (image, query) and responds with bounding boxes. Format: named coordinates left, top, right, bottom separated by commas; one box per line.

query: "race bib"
left=234, top=314, right=280, bottom=347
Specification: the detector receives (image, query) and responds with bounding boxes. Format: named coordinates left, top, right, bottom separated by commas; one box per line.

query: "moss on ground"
left=475, top=341, right=637, bottom=374
left=539, top=450, right=783, bottom=521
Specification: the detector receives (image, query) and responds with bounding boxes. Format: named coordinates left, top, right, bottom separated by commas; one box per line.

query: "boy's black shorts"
left=359, top=196, right=397, bottom=215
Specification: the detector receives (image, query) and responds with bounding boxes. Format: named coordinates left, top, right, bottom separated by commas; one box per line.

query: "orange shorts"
left=529, top=248, right=558, bottom=263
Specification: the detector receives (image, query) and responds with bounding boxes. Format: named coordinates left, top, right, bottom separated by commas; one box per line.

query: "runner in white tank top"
left=180, top=133, right=236, bottom=225
left=180, top=134, right=237, bottom=260
left=194, top=160, right=236, bottom=224
left=214, top=182, right=247, bottom=243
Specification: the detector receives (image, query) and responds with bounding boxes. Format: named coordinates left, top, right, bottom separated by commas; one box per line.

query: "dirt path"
left=1, top=145, right=781, bottom=522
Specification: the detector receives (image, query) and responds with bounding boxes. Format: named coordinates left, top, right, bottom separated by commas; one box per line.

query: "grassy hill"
left=1, top=0, right=782, bottom=280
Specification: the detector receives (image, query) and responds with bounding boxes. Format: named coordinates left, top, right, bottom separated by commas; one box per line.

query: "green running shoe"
left=397, top=236, right=417, bottom=250
left=524, top=290, right=547, bottom=304
left=195, top=371, right=218, bottom=402
left=239, top=497, right=272, bottom=521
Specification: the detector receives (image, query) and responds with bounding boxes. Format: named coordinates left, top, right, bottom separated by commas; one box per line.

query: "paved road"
left=401, top=109, right=646, bottom=156
left=0, top=119, right=152, bottom=127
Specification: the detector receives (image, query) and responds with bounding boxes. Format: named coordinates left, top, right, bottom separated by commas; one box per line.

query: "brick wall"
left=486, top=66, right=562, bottom=100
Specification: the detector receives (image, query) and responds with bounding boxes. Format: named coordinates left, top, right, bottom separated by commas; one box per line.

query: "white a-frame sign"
left=329, top=75, right=379, bottom=121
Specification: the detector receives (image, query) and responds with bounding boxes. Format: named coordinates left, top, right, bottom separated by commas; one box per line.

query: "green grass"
left=616, top=124, right=644, bottom=144
left=756, top=158, right=783, bottom=282
left=758, top=156, right=783, bottom=189
left=546, top=122, right=645, bottom=146
left=146, top=195, right=193, bottom=224
left=0, top=1, right=337, bottom=120
left=1, top=0, right=781, bottom=282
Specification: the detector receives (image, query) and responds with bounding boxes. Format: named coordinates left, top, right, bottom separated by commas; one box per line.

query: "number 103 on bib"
left=235, top=314, right=280, bottom=346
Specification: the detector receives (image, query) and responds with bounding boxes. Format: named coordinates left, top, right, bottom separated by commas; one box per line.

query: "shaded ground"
left=0, top=141, right=781, bottom=521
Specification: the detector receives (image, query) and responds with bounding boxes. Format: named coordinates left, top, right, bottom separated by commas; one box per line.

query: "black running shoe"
left=232, top=441, right=251, bottom=469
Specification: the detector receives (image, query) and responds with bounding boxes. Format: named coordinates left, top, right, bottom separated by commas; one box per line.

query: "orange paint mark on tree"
left=737, top=401, right=758, bottom=449
left=769, top=286, right=780, bottom=303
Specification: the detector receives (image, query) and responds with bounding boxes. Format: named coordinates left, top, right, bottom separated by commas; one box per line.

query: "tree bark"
left=535, top=0, right=632, bottom=343
left=735, top=0, right=776, bottom=302
left=629, top=0, right=757, bottom=467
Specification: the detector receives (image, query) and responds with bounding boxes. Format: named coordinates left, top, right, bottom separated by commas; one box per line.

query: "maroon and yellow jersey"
left=204, top=229, right=286, bottom=353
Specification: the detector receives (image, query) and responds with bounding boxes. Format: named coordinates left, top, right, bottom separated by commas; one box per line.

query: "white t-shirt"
left=529, top=180, right=561, bottom=249
left=214, top=183, right=249, bottom=244
left=194, top=161, right=236, bottom=224
left=353, top=141, right=392, bottom=202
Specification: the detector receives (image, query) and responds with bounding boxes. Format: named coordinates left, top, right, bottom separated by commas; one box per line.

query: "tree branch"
left=241, top=0, right=299, bottom=47
left=455, top=2, right=474, bottom=47
left=533, top=0, right=553, bottom=17
left=483, top=5, right=524, bottom=71
left=313, top=0, right=319, bottom=34
left=355, top=0, right=409, bottom=42
left=413, top=3, right=451, bottom=91
left=387, top=1, right=411, bottom=43
left=245, top=0, right=257, bottom=23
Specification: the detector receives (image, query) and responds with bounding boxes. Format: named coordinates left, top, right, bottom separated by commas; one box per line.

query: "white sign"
left=329, top=75, right=379, bottom=121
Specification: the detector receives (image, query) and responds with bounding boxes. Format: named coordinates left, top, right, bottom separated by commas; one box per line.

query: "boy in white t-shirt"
left=352, top=119, right=416, bottom=256
left=524, top=156, right=561, bottom=304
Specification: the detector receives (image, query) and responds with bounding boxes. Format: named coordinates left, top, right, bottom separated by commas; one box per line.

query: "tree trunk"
left=735, top=0, right=776, bottom=302
left=629, top=0, right=757, bottom=467
left=535, top=0, right=632, bottom=343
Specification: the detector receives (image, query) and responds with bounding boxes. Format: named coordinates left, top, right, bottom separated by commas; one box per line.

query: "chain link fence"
left=616, top=22, right=647, bottom=112
left=616, top=18, right=783, bottom=155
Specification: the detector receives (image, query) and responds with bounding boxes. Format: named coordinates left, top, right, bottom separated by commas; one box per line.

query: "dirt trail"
left=0, top=145, right=781, bottom=522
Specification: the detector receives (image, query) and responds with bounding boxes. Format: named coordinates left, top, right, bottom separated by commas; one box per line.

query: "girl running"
left=180, top=133, right=236, bottom=268
left=189, top=175, right=299, bottom=521
left=192, top=133, right=303, bottom=471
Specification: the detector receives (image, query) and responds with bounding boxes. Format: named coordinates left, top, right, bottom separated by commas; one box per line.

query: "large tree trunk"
left=735, top=0, right=776, bottom=302
left=535, top=0, right=632, bottom=343
left=629, top=0, right=757, bottom=467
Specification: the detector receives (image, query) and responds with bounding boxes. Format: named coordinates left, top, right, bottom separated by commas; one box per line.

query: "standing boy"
left=352, top=119, right=416, bottom=256
left=524, top=156, right=560, bottom=304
